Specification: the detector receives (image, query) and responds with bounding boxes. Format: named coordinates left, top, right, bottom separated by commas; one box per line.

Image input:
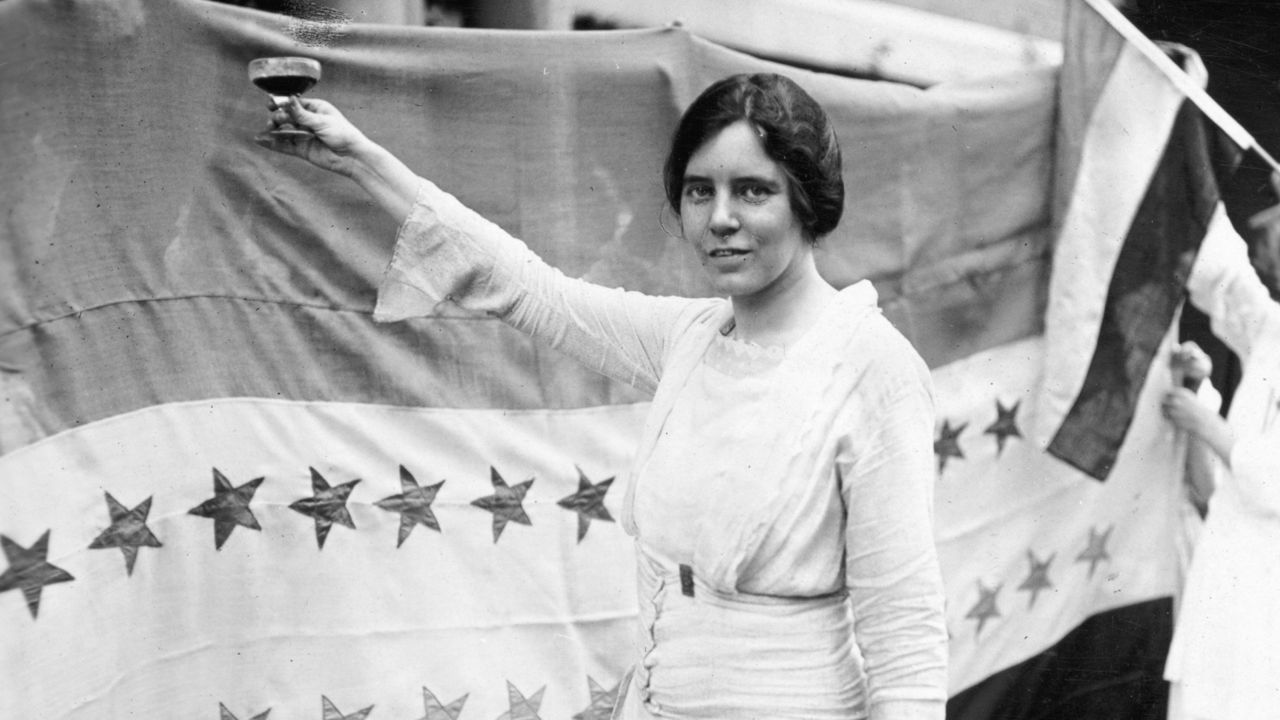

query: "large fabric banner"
left=0, top=0, right=1263, bottom=717
left=0, top=0, right=1052, bottom=716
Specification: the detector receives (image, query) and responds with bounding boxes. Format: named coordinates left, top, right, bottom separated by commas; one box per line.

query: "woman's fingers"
left=287, top=96, right=342, bottom=128
left=281, top=96, right=311, bottom=128
left=298, top=96, right=336, bottom=114
left=1161, top=388, right=1213, bottom=435
left=1171, top=341, right=1213, bottom=380
left=1162, top=388, right=1189, bottom=416
left=267, top=107, right=291, bottom=126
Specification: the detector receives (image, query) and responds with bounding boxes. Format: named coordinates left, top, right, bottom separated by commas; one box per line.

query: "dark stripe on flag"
left=946, top=598, right=1174, bottom=720
left=1048, top=101, right=1234, bottom=480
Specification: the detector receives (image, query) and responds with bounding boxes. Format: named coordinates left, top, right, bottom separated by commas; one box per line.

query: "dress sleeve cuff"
left=372, top=178, right=436, bottom=322
left=372, top=177, right=511, bottom=323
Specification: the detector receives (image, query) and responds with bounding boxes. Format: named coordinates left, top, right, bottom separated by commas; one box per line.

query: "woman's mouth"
left=708, top=248, right=750, bottom=259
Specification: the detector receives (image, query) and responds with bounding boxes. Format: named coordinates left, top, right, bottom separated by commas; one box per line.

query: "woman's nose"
left=709, top=197, right=739, bottom=237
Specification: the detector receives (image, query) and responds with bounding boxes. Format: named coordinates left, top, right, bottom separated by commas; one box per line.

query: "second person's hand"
left=1171, top=341, right=1212, bottom=389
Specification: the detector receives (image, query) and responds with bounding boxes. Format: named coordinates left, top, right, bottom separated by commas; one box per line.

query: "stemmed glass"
left=248, top=56, right=322, bottom=138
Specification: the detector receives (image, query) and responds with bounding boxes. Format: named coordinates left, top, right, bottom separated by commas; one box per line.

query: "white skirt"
left=612, top=548, right=867, bottom=719
left=1164, top=495, right=1280, bottom=720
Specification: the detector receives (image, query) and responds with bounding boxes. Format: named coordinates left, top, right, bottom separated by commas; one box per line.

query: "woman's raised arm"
left=255, top=96, right=420, bottom=224
left=254, top=96, right=705, bottom=394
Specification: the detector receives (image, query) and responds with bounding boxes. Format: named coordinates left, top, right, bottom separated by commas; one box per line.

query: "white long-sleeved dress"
left=1164, top=208, right=1280, bottom=720
left=373, top=179, right=948, bottom=719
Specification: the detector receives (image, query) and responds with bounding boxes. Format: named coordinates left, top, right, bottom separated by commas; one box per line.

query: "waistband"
left=636, top=543, right=845, bottom=608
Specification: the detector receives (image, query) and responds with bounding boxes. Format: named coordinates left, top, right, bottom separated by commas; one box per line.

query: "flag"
left=0, top=0, right=1061, bottom=717
left=1036, top=0, right=1275, bottom=481
left=946, top=1, right=1279, bottom=717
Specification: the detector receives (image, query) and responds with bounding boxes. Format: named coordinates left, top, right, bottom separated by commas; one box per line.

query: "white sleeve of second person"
left=1185, top=205, right=1280, bottom=365
left=372, top=177, right=701, bottom=395
left=1193, top=380, right=1226, bottom=496
left=1229, top=432, right=1280, bottom=516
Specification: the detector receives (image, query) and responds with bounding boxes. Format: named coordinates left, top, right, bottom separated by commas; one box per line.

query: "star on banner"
left=471, top=467, right=534, bottom=543
left=190, top=468, right=264, bottom=550
left=320, top=695, right=373, bottom=720
left=88, top=492, right=163, bottom=575
left=375, top=465, right=444, bottom=547
left=573, top=675, right=623, bottom=720
left=1017, top=549, right=1055, bottom=608
left=496, top=681, right=545, bottom=720
left=418, top=686, right=468, bottom=720
left=983, top=399, right=1023, bottom=455
left=965, top=579, right=1002, bottom=637
left=219, top=702, right=271, bottom=719
left=0, top=531, right=75, bottom=619
left=290, top=468, right=360, bottom=549
left=1076, top=525, right=1113, bottom=579
left=557, top=467, right=614, bottom=542
left=934, top=419, right=967, bottom=473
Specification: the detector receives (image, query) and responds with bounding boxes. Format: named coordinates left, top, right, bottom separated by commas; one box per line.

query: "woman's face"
left=680, top=120, right=811, bottom=303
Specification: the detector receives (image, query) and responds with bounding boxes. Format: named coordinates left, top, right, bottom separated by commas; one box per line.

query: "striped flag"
left=947, top=0, right=1279, bottom=716
left=1036, top=0, right=1277, bottom=481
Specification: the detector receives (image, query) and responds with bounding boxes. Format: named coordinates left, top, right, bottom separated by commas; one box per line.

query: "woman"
left=1161, top=211, right=1280, bottom=720
left=258, top=73, right=947, bottom=719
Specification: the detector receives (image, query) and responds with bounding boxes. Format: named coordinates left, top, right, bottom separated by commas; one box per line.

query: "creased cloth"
left=375, top=177, right=947, bottom=718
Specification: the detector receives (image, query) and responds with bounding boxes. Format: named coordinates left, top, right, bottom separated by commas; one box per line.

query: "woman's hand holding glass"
left=255, top=97, right=420, bottom=223
left=255, top=97, right=371, bottom=178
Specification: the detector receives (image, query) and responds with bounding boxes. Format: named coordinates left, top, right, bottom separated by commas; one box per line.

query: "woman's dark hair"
left=663, top=73, right=844, bottom=241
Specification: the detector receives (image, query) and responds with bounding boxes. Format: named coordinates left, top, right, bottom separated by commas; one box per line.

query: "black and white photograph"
left=2, top=1, right=1279, bottom=718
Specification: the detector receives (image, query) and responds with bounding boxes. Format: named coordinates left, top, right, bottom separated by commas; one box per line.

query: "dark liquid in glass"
left=253, top=75, right=317, bottom=96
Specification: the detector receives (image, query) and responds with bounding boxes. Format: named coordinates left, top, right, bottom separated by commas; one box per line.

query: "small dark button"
left=679, top=564, right=695, bottom=597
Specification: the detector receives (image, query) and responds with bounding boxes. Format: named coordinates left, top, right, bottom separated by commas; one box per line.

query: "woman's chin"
left=708, top=277, right=764, bottom=300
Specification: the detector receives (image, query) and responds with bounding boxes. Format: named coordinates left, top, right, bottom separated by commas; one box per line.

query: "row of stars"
left=215, top=677, right=623, bottom=720
left=961, top=524, right=1115, bottom=638
left=934, top=397, right=1123, bottom=638
left=0, top=465, right=616, bottom=619
left=934, top=398, right=1024, bottom=474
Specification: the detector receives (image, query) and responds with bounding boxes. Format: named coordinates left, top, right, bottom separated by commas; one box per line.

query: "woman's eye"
left=684, top=184, right=712, bottom=201
left=740, top=184, right=771, bottom=202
